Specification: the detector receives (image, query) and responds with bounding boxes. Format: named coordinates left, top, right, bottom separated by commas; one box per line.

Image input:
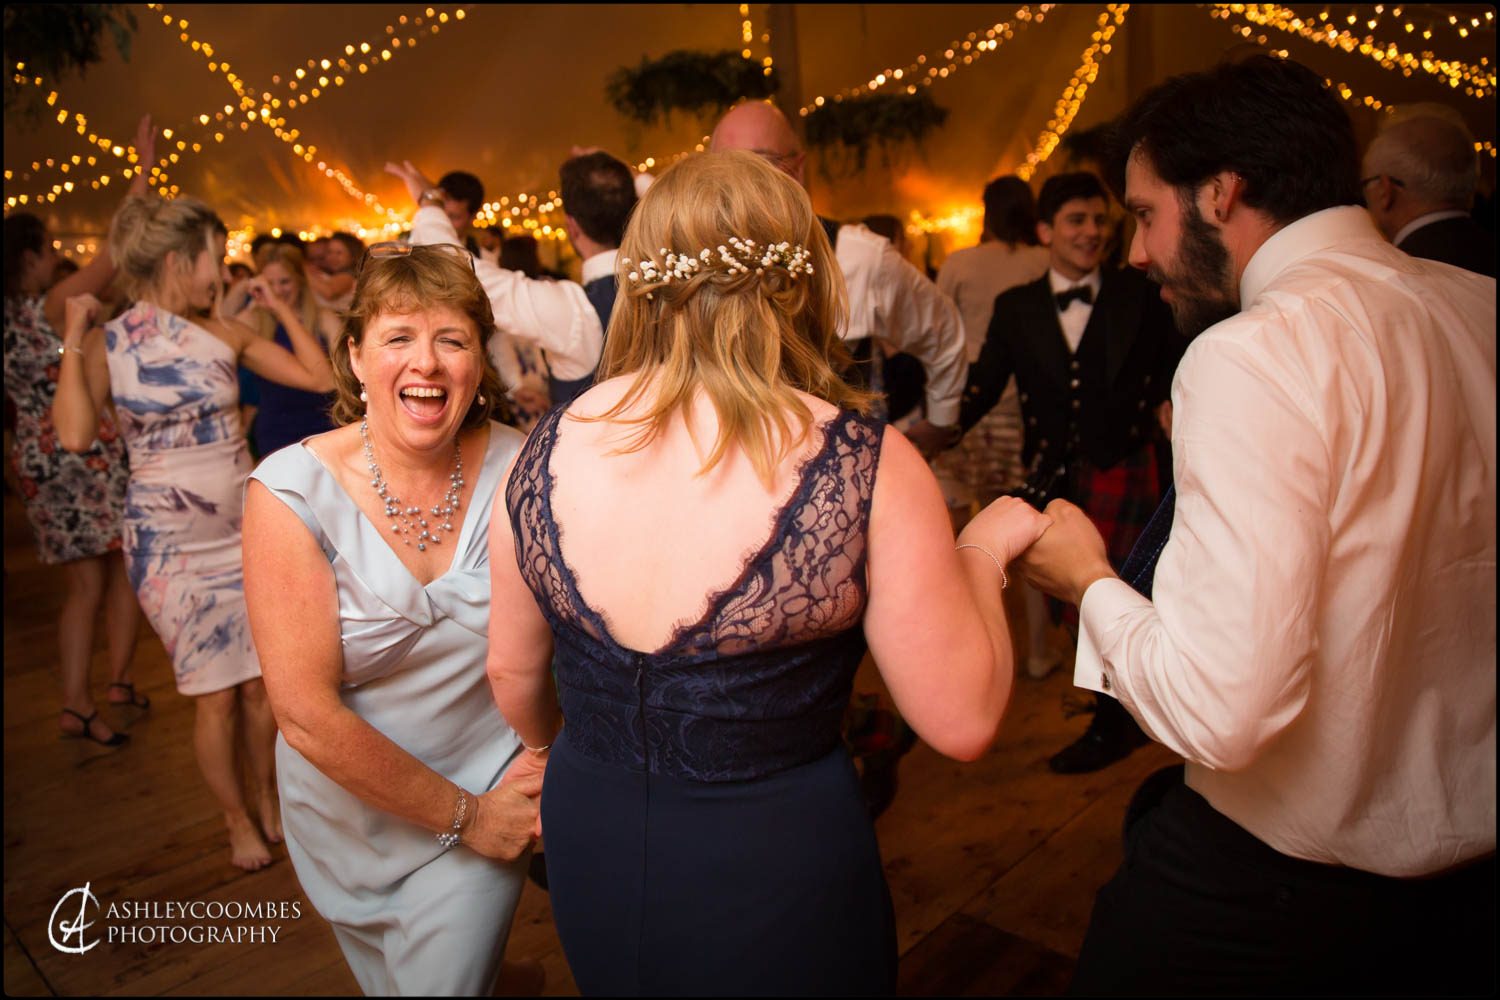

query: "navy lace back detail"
left=507, top=404, right=885, bottom=782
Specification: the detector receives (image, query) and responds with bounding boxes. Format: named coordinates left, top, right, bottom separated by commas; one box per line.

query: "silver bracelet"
left=436, top=785, right=468, bottom=849
left=522, top=741, right=552, bottom=755
left=57, top=344, right=85, bottom=358
left=956, top=543, right=1009, bottom=590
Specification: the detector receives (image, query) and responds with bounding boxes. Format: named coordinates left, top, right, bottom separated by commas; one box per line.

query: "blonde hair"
left=329, top=247, right=507, bottom=430
left=251, top=242, right=322, bottom=342
left=108, top=194, right=225, bottom=300
left=594, top=149, right=875, bottom=487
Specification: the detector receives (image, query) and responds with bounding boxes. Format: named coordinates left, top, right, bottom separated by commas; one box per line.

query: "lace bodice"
left=507, top=404, right=885, bottom=782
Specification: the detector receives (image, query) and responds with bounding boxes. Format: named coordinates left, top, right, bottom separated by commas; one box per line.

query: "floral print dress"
left=104, top=301, right=260, bottom=695
left=3, top=296, right=129, bottom=564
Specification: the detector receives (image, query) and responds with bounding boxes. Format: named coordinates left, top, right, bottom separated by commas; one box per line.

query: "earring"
left=359, top=383, right=368, bottom=403
left=476, top=392, right=487, bottom=406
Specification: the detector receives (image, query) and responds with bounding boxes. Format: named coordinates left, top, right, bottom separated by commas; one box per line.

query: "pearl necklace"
left=360, top=419, right=464, bottom=552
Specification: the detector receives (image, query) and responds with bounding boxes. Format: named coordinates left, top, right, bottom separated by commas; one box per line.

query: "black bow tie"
left=1055, top=285, right=1094, bottom=310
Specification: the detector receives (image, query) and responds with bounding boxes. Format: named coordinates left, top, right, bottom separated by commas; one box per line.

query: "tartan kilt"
left=1043, top=444, right=1163, bottom=632
left=1068, top=445, right=1163, bottom=571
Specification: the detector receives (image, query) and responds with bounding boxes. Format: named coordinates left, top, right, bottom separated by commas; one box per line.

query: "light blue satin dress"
left=248, top=423, right=526, bottom=996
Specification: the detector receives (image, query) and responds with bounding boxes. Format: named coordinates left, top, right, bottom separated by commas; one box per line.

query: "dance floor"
left=2, top=485, right=1178, bottom=995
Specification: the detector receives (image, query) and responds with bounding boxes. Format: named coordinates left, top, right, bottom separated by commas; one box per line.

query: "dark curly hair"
left=1105, top=55, right=1360, bottom=223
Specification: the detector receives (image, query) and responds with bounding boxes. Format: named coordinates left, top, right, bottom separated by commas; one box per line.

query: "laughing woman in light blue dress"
left=242, top=244, right=540, bottom=996
left=53, top=193, right=337, bottom=872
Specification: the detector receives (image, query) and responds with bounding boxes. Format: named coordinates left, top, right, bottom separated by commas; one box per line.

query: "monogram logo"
left=48, top=883, right=101, bottom=955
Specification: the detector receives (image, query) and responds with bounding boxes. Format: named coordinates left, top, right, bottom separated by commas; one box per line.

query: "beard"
left=1148, top=198, right=1238, bottom=338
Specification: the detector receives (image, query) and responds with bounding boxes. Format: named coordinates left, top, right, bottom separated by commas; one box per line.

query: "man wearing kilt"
left=958, top=171, right=1186, bottom=773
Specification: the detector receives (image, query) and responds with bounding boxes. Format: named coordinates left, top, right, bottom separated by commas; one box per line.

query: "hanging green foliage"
left=3, top=4, right=137, bottom=119
left=606, top=49, right=779, bottom=127
left=805, top=91, right=950, bottom=173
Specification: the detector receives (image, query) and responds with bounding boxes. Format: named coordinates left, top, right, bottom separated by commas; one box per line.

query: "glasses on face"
left=357, top=241, right=475, bottom=276
left=1359, top=174, right=1404, bottom=206
left=751, top=148, right=801, bottom=172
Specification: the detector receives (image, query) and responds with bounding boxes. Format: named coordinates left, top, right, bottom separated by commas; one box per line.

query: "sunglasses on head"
left=357, top=241, right=475, bottom=276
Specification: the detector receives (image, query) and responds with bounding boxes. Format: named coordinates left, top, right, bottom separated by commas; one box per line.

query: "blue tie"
left=1118, top=485, right=1175, bottom=599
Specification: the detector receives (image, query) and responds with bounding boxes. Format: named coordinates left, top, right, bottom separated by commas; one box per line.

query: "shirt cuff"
left=410, top=205, right=455, bottom=245
left=925, top=398, right=959, bottom=428
left=1072, top=576, right=1149, bottom=699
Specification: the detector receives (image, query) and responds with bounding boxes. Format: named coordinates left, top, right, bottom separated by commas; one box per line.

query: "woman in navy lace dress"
left=486, top=151, right=1049, bottom=995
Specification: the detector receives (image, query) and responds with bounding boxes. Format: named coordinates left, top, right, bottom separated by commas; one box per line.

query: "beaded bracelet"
left=955, top=543, right=1009, bottom=590
left=436, top=786, right=468, bottom=849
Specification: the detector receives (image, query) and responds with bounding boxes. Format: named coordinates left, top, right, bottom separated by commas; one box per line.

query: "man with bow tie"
left=959, top=171, right=1186, bottom=774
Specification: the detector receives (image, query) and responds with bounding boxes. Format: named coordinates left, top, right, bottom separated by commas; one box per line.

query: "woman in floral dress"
left=53, top=191, right=336, bottom=871
left=0, top=118, right=157, bottom=747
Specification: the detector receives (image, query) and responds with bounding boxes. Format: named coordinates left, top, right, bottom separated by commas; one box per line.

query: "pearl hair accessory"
left=622, top=238, right=813, bottom=298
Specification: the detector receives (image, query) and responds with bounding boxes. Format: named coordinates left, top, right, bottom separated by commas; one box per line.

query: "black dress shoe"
left=1047, top=699, right=1149, bottom=774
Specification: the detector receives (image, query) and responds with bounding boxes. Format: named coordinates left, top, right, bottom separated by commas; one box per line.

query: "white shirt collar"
left=581, top=248, right=618, bottom=285
left=1239, top=206, right=1384, bottom=307
left=1392, top=210, right=1471, bottom=249
left=1047, top=267, right=1103, bottom=298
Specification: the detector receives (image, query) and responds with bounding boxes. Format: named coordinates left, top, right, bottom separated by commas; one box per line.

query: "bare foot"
left=225, top=812, right=273, bottom=871
left=494, top=958, right=546, bottom=996
left=256, top=789, right=284, bottom=845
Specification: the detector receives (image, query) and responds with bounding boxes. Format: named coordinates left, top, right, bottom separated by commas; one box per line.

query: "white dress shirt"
left=1073, top=206, right=1496, bottom=876
left=936, top=241, right=1051, bottom=363
left=410, top=206, right=603, bottom=383
left=1047, top=268, right=1103, bottom=354
left=834, top=223, right=967, bottom=427
left=580, top=248, right=618, bottom=287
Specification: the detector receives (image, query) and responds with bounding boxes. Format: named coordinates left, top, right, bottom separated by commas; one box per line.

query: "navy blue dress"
left=508, top=404, right=896, bottom=996
left=249, top=322, right=336, bottom=459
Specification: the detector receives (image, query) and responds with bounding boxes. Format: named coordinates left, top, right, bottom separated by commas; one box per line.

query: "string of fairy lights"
left=798, top=4, right=1057, bottom=117
left=138, top=4, right=470, bottom=227
left=1213, top=4, right=1496, bottom=97
left=1208, top=6, right=1498, bottom=159
left=1017, top=4, right=1130, bottom=182
left=742, top=3, right=773, bottom=77
left=3, top=4, right=469, bottom=232
left=628, top=4, right=1066, bottom=209
left=6, top=4, right=1496, bottom=254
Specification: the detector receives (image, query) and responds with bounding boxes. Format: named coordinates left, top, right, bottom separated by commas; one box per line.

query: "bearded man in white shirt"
left=1016, top=55, right=1496, bottom=994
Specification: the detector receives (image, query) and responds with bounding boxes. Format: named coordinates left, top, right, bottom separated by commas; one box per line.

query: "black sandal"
left=107, top=681, right=151, bottom=711
left=61, top=708, right=129, bottom=747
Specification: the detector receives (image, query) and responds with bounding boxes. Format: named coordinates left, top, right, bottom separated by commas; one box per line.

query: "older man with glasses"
left=1362, top=111, right=1495, bottom=277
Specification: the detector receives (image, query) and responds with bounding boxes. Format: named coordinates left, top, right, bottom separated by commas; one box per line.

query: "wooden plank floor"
left=2, top=486, right=1177, bottom=995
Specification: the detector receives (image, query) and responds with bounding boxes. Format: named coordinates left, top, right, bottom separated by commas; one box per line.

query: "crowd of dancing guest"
left=51, top=190, right=335, bottom=871
left=1, top=116, right=156, bottom=748
left=5, top=52, right=1495, bottom=997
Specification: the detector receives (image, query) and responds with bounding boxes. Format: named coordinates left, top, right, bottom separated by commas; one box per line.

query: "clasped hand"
left=467, top=758, right=545, bottom=861
left=1012, top=499, right=1117, bottom=606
